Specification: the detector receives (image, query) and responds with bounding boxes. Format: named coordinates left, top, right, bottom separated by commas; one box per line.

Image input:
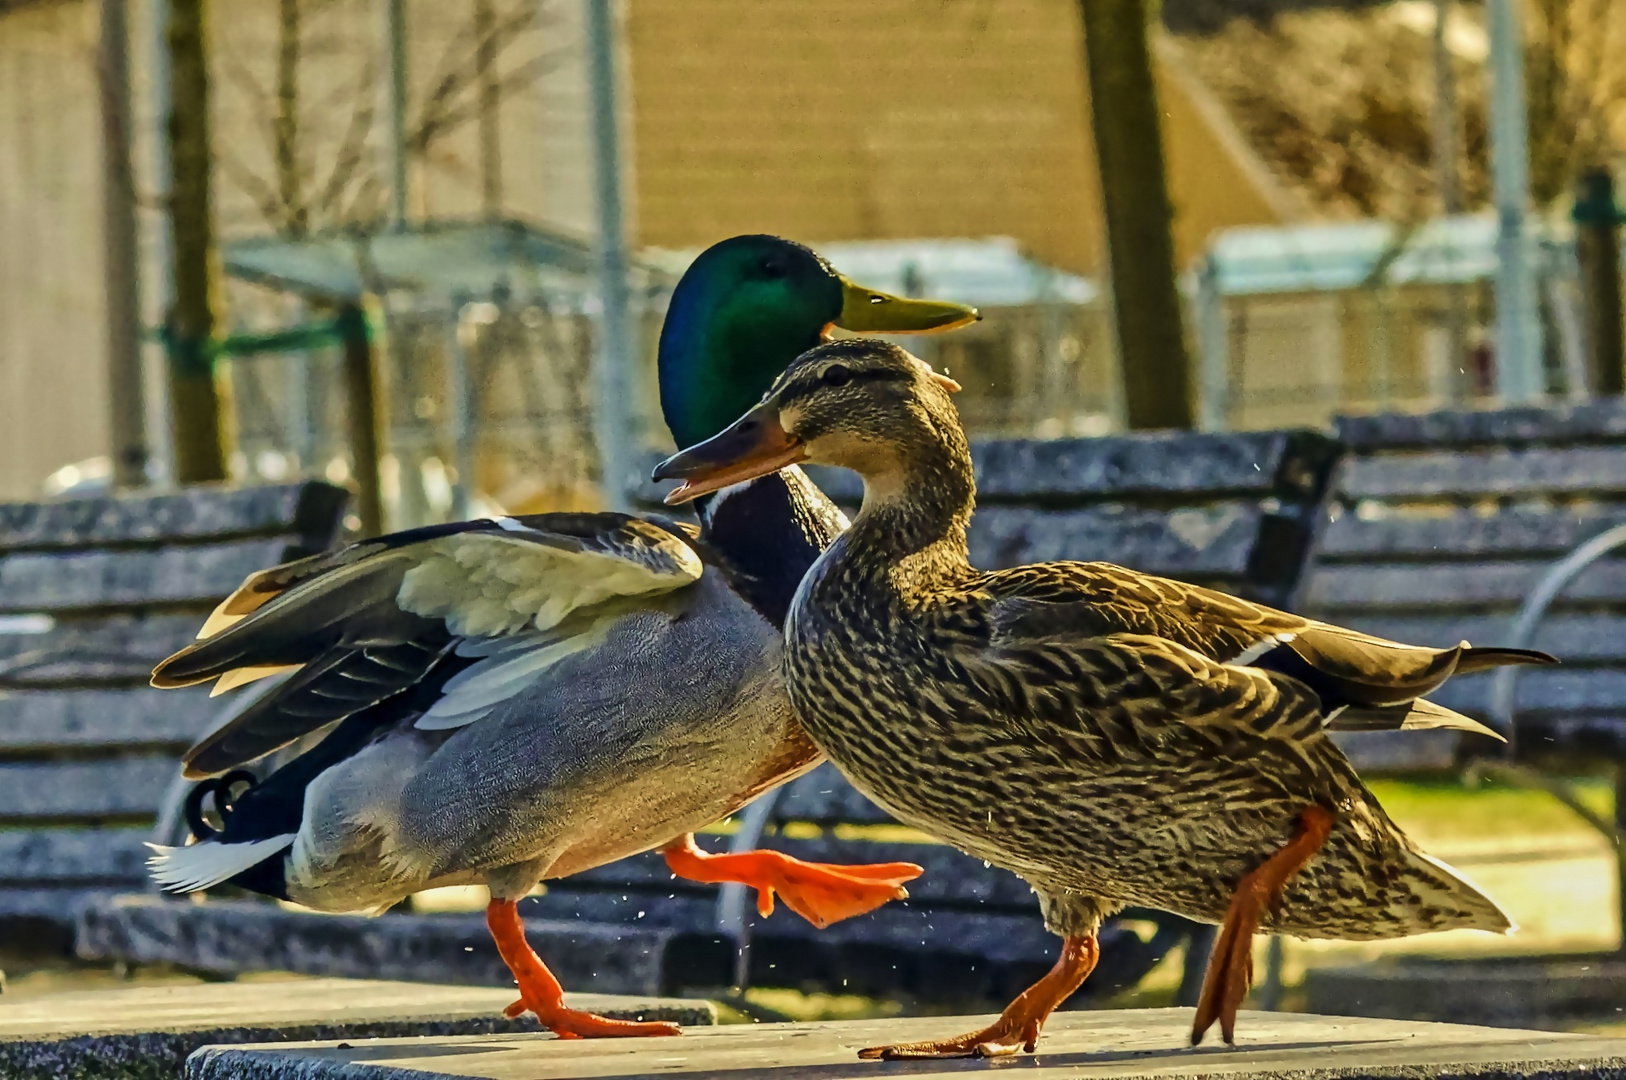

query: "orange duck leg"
left=487, top=899, right=682, bottom=1039
left=661, top=833, right=921, bottom=928
left=1192, top=805, right=1335, bottom=1046
left=858, top=934, right=1100, bottom=1059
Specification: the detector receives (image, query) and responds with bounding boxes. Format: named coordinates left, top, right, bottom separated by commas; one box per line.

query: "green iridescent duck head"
left=657, top=235, right=977, bottom=449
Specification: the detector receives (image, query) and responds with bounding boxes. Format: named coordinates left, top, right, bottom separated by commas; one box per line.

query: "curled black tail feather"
left=183, top=770, right=260, bottom=841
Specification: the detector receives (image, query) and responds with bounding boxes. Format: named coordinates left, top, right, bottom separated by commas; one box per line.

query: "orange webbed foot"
left=662, top=834, right=921, bottom=928
left=1191, top=805, right=1335, bottom=1046
left=858, top=934, right=1099, bottom=1060
left=487, top=898, right=681, bottom=1040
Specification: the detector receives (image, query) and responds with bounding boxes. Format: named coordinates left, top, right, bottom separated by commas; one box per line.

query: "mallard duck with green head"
left=657, top=338, right=1551, bottom=1058
left=144, top=240, right=977, bottom=1040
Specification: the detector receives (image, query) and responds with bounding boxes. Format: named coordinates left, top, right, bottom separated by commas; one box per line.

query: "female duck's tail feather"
left=1405, top=848, right=1516, bottom=936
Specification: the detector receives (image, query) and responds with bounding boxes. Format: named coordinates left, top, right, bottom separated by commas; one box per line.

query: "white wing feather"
left=146, top=835, right=296, bottom=893
left=397, top=530, right=701, bottom=638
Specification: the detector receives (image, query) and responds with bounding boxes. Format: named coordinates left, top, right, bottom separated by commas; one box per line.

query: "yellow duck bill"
left=654, top=403, right=806, bottom=505
left=835, top=280, right=979, bottom=334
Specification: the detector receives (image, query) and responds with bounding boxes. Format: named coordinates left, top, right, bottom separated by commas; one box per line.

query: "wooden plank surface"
left=0, top=978, right=712, bottom=1080
left=182, top=1008, right=1626, bottom=1080
left=0, top=827, right=151, bottom=885
left=0, top=538, right=290, bottom=614
left=0, top=757, right=177, bottom=821
left=775, top=764, right=893, bottom=825
left=1331, top=613, right=1626, bottom=662
left=0, top=613, right=200, bottom=686
left=1340, top=447, right=1626, bottom=501
left=0, top=482, right=346, bottom=552
left=970, top=430, right=1302, bottom=500
left=0, top=978, right=714, bottom=1042
left=968, top=502, right=1260, bottom=576
left=1427, top=667, right=1626, bottom=717
left=1337, top=400, right=1626, bottom=451
left=1320, top=507, right=1626, bottom=561
left=0, top=687, right=216, bottom=751
left=1305, top=559, right=1626, bottom=611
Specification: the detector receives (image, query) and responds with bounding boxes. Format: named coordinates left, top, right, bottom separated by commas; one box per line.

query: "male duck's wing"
left=156, top=513, right=703, bottom=778
left=977, top=561, right=1553, bottom=742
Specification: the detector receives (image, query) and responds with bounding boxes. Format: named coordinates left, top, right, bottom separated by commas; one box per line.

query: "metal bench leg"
left=1176, top=924, right=1216, bottom=1008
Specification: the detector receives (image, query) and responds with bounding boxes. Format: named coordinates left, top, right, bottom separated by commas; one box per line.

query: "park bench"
left=76, top=428, right=1343, bottom=1008
left=521, top=428, right=1345, bottom=1006
left=0, top=481, right=347, bottom=960
left=1303, top=399, right=1626, bottom=768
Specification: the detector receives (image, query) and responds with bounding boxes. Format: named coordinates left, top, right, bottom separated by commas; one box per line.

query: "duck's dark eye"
left=760, top=258, right=787, bottom=278
left=822, top=364, right=852, bottom=388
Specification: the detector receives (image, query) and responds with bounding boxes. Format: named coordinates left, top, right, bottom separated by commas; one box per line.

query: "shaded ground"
left=3, top=778, right=1619, bottom=1027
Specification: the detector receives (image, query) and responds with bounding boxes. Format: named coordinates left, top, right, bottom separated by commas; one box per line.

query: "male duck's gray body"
left=149, top=482, right=841, bottom=911
left=217, top=511, right=809, bottom=911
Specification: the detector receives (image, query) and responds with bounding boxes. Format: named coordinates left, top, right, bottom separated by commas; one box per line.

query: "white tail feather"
left=146, top=835, right=295, bottom=893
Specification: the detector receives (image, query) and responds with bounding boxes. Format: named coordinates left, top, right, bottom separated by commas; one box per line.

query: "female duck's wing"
left=157, top=513, right=703, bottom=779
left=977, top=561, right=1553, bottom=740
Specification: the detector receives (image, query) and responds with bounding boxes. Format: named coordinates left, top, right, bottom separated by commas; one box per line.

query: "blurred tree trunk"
left=1079, top=0, right=1193, bottom=430
left=166, top=0, right=228, bottom=482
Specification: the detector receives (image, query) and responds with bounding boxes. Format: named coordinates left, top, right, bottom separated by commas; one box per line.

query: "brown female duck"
left=655, top=339, right=1550, bottom=1059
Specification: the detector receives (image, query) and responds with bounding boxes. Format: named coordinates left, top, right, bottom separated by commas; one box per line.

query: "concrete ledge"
left=0, top=978, right=714, bottom=1080
left=185, top=1007, right=1626, bottom=1080
left=77, top=897, right=731, bottom=996
left=1304, top=953, right=1626, bottom=1027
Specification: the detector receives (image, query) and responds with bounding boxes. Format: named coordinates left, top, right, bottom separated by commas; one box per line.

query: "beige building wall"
left=624, top=0, right=1293, bottom=274
left=0, top=0, right=1291, bottom=498
left=0, top=1, right=109, bottom=500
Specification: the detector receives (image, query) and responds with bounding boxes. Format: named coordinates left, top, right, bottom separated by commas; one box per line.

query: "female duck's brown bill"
left=654, top=402, right=806, bottom=505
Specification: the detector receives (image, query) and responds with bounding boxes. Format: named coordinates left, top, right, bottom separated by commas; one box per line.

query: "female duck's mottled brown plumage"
left=656, top=338, right=1552, bottom=1058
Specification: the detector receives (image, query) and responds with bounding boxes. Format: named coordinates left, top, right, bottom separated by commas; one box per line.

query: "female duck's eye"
left=822, top=365, right=852, bottom=388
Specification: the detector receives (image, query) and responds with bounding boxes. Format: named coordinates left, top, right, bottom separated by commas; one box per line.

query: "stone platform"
left=186, top=1007, right=1626, bottom=1080
left=0, top=977, right=714, bottom=1080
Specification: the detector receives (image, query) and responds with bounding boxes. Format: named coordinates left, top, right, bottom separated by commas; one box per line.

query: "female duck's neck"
left=847, top=456, right=975, bottom=571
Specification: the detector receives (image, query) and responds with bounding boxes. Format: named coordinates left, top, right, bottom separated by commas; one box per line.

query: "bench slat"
left=1320, top=508, right=1626, bottom=561
left=968, top=502, right=1260, bottom=577
left=1428, top=667, right=1626, bottom=717
left=0, top=757, right=177, bottom=821
left=0, top=687, right=217, bottom=752
left=1306, top=560, right=1626, bottom=612
left=1333, top=730, right=1461, bottom=773
left=0, top=828, right=152, bottom=886
left=775, top=765, right=895, bottom=826
left=76, top=898, right=698, bottom=997
left=0, top=614, right=201, bottom=686
left=1330, top=614, right=1626, bottom=663
left=1337, top=400, right=1626, bottom=452
left=1340, top=447, right=1626, bottom=501
left=0, top=539, right=290, bottom=614
left=972, top=431, right=1317, bottom=500
left=0, top=483, right=347, bottom=552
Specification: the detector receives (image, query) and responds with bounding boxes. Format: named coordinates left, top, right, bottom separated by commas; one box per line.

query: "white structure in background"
left=1486, top=0, right=1544, bottom=402
left=1191, top=215, right=1583, bottom=432
left=816, top=238, right=1098, bottom=309
left=654, top=236, right=1110, bottom=439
